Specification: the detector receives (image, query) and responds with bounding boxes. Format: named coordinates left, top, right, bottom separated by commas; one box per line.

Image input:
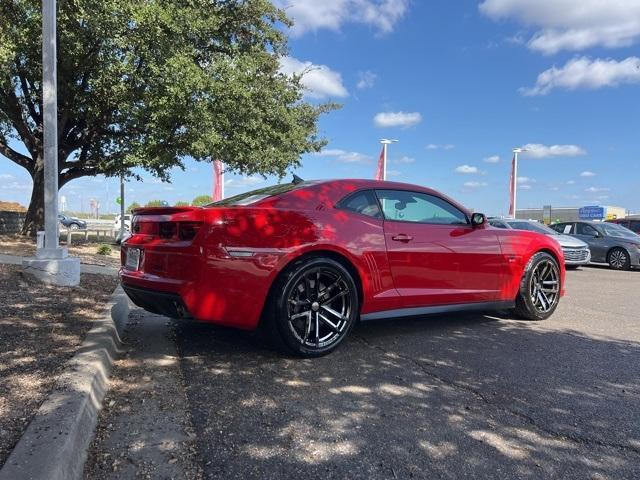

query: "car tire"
left=607, top=248, right=630, bottom=271
left=265, top=257, right=359, bottom=358
left=514, top=252, right=561, bottom=321
left=69, top=223, right=79, bottom=230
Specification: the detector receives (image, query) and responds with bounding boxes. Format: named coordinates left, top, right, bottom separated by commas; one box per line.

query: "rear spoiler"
left=132, top=206, right=201, bottom=216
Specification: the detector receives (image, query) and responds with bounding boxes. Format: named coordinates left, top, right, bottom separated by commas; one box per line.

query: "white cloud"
left=386, top=169, right=402, bottom=177
left=1, top=181, right=31, bottom=190
left=426, top=143, right=455, bottom=150
left=225, top=176, right=266, bottom=188
left=374, top=111, right=422, bottom=128
left=357, top=70, right=377, bottom=89
left=580, top=171, right=596, bottom=177
left=479, top=0, right=640, bottom=54
left=597, top=195, right=610, bottom=200
left=275, top=0, right=410, bottom=37
left=521, top=56, right=640, bottom=96
left=521, top=143, right=587, bottom=158
left=463, top=181, right=488, bottom=188
left=280, top=56, right=348, bottom=99
left=585, top=186, right=610, bottom=193
left=567, top=180, right=576, bottom=185
left=517, top=176, right=536, bottom=184
left=395, top=156, right=415, bottom=164
left=519, top=185, right=533, bottom=190
left=483, top=155, right=500, bottom=163
left=0, top=173, right=15, bottom=180
left=315, top=148, right=371, bottom=164
left=455, top=165, right=479, bottom=174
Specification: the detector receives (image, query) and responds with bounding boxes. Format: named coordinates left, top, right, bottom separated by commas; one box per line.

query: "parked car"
left=57, top=214, right=87, bottom=230
left=114, top=214, right=132, bottom=231
left=550, top=221, right=640, bottom=270
left=607, top=218, right=640, bottom=235
left=489, top=218, right=591, bottom=268
left=120, top=178, right=565, bottom=357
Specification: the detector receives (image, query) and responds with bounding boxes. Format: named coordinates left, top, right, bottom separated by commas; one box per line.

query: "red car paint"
left=120, top=179, right=565, bottom=329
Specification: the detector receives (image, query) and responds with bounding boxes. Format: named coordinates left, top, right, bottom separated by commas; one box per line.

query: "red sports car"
left=120, top=178, right=565, bottom=356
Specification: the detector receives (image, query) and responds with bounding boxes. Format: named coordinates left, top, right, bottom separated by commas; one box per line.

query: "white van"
left=114, top=214, right=132, bottom=231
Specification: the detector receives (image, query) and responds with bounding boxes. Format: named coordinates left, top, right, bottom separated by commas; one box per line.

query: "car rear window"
left=207, top=183, right=302, bottom=207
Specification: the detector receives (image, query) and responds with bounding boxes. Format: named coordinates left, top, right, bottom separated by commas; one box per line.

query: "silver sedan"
left=489, top=218, right=591, bottom=268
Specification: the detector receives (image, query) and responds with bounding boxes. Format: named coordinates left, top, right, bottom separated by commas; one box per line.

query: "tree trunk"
left=21, top=166, right=45, bottom=237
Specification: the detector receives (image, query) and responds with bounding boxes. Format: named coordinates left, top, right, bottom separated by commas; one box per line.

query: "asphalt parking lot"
left=87, top=266, right=640, bottom=480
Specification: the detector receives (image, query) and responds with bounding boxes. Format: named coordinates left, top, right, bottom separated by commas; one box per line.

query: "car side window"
left=338, top=190, right=382, bottom=219
left=375, top=189, right=468, bottom=225
left=630, top=221, right=640, bottom=231
left=576, top=223, right=598, bottom=236
left=490, top=221, right=508, bottom=229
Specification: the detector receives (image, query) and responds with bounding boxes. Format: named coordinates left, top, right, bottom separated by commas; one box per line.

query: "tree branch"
left=0, top=136, right=33, bottom=172
left=14, top=57, right=41, bottom=126
left=0, top=85, right=39, bottom=155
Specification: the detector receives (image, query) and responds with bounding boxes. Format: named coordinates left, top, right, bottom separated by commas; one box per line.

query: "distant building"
left=516, top=205, right=627, bottom=223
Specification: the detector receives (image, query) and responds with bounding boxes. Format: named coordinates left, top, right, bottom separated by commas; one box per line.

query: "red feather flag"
left=508, top=154, right=516, bottom=217
left=213, top=160, right=224, bottom=202
left=375, top=146, right=385, bottom=181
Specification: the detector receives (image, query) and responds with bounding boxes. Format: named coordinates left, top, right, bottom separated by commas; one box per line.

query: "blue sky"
left=2, top=0, right=639, bottom=215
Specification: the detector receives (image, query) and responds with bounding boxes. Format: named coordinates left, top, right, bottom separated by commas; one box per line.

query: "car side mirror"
left=471, top=213, right=487, bottom=227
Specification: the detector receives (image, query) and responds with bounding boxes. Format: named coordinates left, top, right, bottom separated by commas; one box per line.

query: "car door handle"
left=392, top=234, right=413, bottom=242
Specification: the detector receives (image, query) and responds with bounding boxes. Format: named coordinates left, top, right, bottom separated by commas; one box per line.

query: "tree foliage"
left=174, top=200, right=189, bottom=207
left=0, top=0, right=337, bottom=234
left=126, top=201, right=140, bottom=213
left=192, top=195, right=212, bottom=206
left=145, top=199, right=165, bottom=207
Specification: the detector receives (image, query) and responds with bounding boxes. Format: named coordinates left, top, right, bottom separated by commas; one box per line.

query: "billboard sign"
left=578, top=206, right=605, bottom=220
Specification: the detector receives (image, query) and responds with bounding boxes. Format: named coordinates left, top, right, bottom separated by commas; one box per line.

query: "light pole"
left=379, top=139, right=398, bottom=180
left=23, top=0, right=80, bottom=285
left=511, top=147, right=528, bottom=218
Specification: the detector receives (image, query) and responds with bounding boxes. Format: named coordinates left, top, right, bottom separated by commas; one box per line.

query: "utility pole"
left=23, top=0, right=80, bottom=285
left=511, top=147, right=528, bottom=218
left=120, top=175, right=125, bottom=237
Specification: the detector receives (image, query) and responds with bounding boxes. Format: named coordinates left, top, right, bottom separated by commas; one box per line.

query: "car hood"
left=548, top=234, right=588, bottom=248
left=607, top=235, right=640, bottom=246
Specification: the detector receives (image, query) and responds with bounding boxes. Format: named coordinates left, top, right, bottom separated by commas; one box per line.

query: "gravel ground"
left=85, top=266, right=640, bottom=479
left=0, top=264, right=118, bottom=467
left=0, top=235, right=121, bottom=268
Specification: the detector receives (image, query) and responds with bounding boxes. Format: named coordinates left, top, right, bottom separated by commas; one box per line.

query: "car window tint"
left=489, top=221, right=508, bottom=229
left=631, top=221, right=640, bottom=231
left=576, top=223, right=598, bottom=236
left=375, top=190, right=468, bottom=225
left=339, top=191, right=382, bottom=219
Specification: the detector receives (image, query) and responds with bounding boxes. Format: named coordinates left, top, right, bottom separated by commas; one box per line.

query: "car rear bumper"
left=122, top=283, right=192, bottom=319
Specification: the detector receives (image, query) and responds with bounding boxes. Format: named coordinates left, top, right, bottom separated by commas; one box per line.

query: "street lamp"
left=379, top=139, right=398, bottom=181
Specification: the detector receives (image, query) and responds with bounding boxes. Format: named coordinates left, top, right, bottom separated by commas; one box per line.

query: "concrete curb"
left=0, top=285, right=130, bottom=480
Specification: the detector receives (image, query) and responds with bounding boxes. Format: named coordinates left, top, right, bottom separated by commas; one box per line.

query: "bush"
left=97, top=244, right=112, bottom=256
left=192, top=195, right=212, bottom=206
left=174, top=201, right=189, bottom=206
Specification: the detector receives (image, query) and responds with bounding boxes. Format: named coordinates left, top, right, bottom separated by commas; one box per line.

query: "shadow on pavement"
left=169, top=311, right=640, bottom=479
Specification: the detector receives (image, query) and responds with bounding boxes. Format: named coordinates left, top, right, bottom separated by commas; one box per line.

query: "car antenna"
left=292, top=174, right=304, bottom=185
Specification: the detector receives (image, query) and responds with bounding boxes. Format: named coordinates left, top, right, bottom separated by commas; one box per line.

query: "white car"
left=114, top=214, right=132, bottom=231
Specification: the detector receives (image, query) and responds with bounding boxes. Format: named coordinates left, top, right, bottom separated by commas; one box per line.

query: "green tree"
left=145, top=200, right=165, bottom=208
left=0, top=0, right=336, bottom=235
left=126, top=201, right=140, bottom=213
left=174, top=201, right=189, bottom=207
left=192, top=195, right=212, bottom=207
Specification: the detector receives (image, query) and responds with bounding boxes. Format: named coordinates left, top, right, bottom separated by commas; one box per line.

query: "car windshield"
left=600, top=223, right=639, bottom=239
left=507, top=221, right=557, bottom=235
left=208, top=183, right=302, bottom=207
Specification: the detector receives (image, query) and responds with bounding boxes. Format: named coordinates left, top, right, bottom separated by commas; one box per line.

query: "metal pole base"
left=22, top=256, right=81, bottom=286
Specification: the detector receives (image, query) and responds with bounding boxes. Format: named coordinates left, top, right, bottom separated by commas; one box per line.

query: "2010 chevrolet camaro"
left=120, top=179, right=565, bottom=356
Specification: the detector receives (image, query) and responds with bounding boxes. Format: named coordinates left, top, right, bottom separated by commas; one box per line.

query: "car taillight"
left=159, top=222, right=176, bottom=239
left=178, top=222, right=202, bottom=241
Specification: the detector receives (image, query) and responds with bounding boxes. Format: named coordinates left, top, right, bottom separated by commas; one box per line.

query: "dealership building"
left=516, top=205, right=628, bottom=223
